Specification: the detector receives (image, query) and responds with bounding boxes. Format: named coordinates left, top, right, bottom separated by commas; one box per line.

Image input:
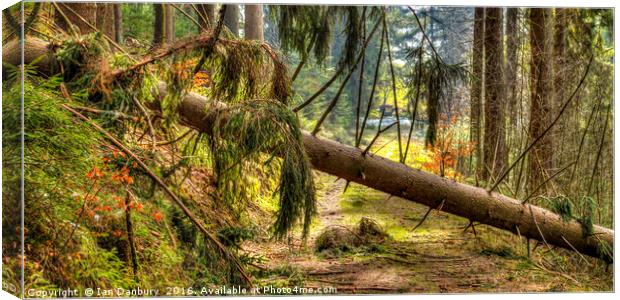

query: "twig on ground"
left=412, top=199, right=446, bottom=232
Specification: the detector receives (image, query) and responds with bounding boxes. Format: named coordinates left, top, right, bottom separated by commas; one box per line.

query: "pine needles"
left=547, top=195, right=574, bottom=223
left=208, top=43, right=265, bottom=101
left=271, top=5, right=378, bottom=69
left=271, top=5, right=333, bottom=64
left=208, top=100, right=316, bottom=238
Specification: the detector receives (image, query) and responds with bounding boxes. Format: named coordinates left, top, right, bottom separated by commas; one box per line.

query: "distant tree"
left=96, top=3, right=116, bottom=40
left=114, top=4, right=123, bottom=43
left=164, top=4, right=175, bottom=43
left=54, top=3, right=97, bottom=34
left=54, top=3, right=120, bottom=41
left=244, top=4, right=264, bottom=41
left=470, top=7, right=484, bottom=181
left=197, top=4, right=216, bottom=30
left=153, top=4, right=164, bottom=45
left=505, top=8, right=519, bottom=126
left=223, top=4, right=240, bottom=37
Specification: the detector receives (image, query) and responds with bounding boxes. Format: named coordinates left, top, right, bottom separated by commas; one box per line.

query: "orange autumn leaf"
left=193, top=71, right=210, bottom=87
left=111, top=173, right=121, bottom=182
left=152, top=211, right=163, bottom=224
left=120, top=166, right=130, bottom=175
left=86, top=166, right=103, bottom=180
left=114, top=196, right=125, bottom=209
left=84, top=194, right=98, bottom=203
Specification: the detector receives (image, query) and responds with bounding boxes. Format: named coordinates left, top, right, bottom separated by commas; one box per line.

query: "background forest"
left=1, top=1, right=615, bottom=295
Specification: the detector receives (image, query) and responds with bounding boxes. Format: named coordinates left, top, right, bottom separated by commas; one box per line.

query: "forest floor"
left=244, top=135, right=613, bottom=294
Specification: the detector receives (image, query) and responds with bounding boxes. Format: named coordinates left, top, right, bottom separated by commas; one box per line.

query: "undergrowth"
left=2, top=28, right=320, bottom=290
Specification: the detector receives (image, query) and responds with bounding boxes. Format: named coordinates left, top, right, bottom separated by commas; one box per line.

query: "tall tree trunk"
left=470, top=7, right=484, bottom=183
left=244, top=4, right=264, bottom=41
left=54, top=3, right=97, bottom=35
left=197, top=4, right=216, bottom=31
left=482, top=8, right=507, bottom=183
left=223, top=4, right=240, bottom=37
left=114, top=4, right=123, bottom=44
left=164, top=4, right=175, bottom=44
left=505, top=8, right=519, bottom=126
left=153, top=4, right=164, bottom=46
left=553, top=8, right=568, bottom=168
left=3, top=38, right=614, bottom=261
left=528, top=8, right=553, bottom=194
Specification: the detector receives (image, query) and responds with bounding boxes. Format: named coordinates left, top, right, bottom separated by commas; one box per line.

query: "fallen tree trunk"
left=170, top=87, right=614, bottom=262
left=3, top=38, right=613, bottom=261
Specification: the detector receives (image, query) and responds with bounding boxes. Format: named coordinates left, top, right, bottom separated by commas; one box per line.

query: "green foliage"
left=3, top=78, right=97, bottom=288
left=121, top=4, right=198, bottom=44
left=208, top=100, right=316, bottom=238
left=122, top=4, right=155, bottom=42
left=1, top=76, right=202, bottom=290
left=270, top=6, right=380, bottom=68
left=208, top=42, right=269, bottom=101
left=55, top=32, right=159, bottom=135
left=55, top=32, right=110, bottom=86
left=70, top=235, right=134, bottom=289
left=32, top=24, right=317, bottom=288
left=2, top=76, right=101, bottom=221
left=337, top=6, right=363, bottom=69
left=547, top=195, right=574, bottom=223
left=208, top=41, right=291, bottom=104
left=577, top=196, right=596, bottom=237
left=270, top=5, right=333, bottom=64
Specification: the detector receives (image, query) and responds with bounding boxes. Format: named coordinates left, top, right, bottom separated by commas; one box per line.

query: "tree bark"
left=553, top=8, right=568, bottom=167
left=528, top=8, right=553, bottom=194
left=3, top=38, right=614, bottom=261
left=95, top=3, right=116, bottom=41
left=114, top=4, right=123, bottom=44
left=482, top=8, right=507, bottom=183
left=54, top=3, right=97, bottom=35
left=164, top=4, right=175, bottom=44
left=505, top=8, right=519, bottom=126
left=223, top=4, right=240, bottom=37
left=470, top=7, right=484, bottom=182
left=197, top=4, right=216, bottom=31
left=244, top=4, right=264, bottom=41
left=153, top=4, right=164, bottom=46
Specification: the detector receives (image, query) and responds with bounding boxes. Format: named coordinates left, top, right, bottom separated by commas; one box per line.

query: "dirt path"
left=247, top=175, right=612, bottom=294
